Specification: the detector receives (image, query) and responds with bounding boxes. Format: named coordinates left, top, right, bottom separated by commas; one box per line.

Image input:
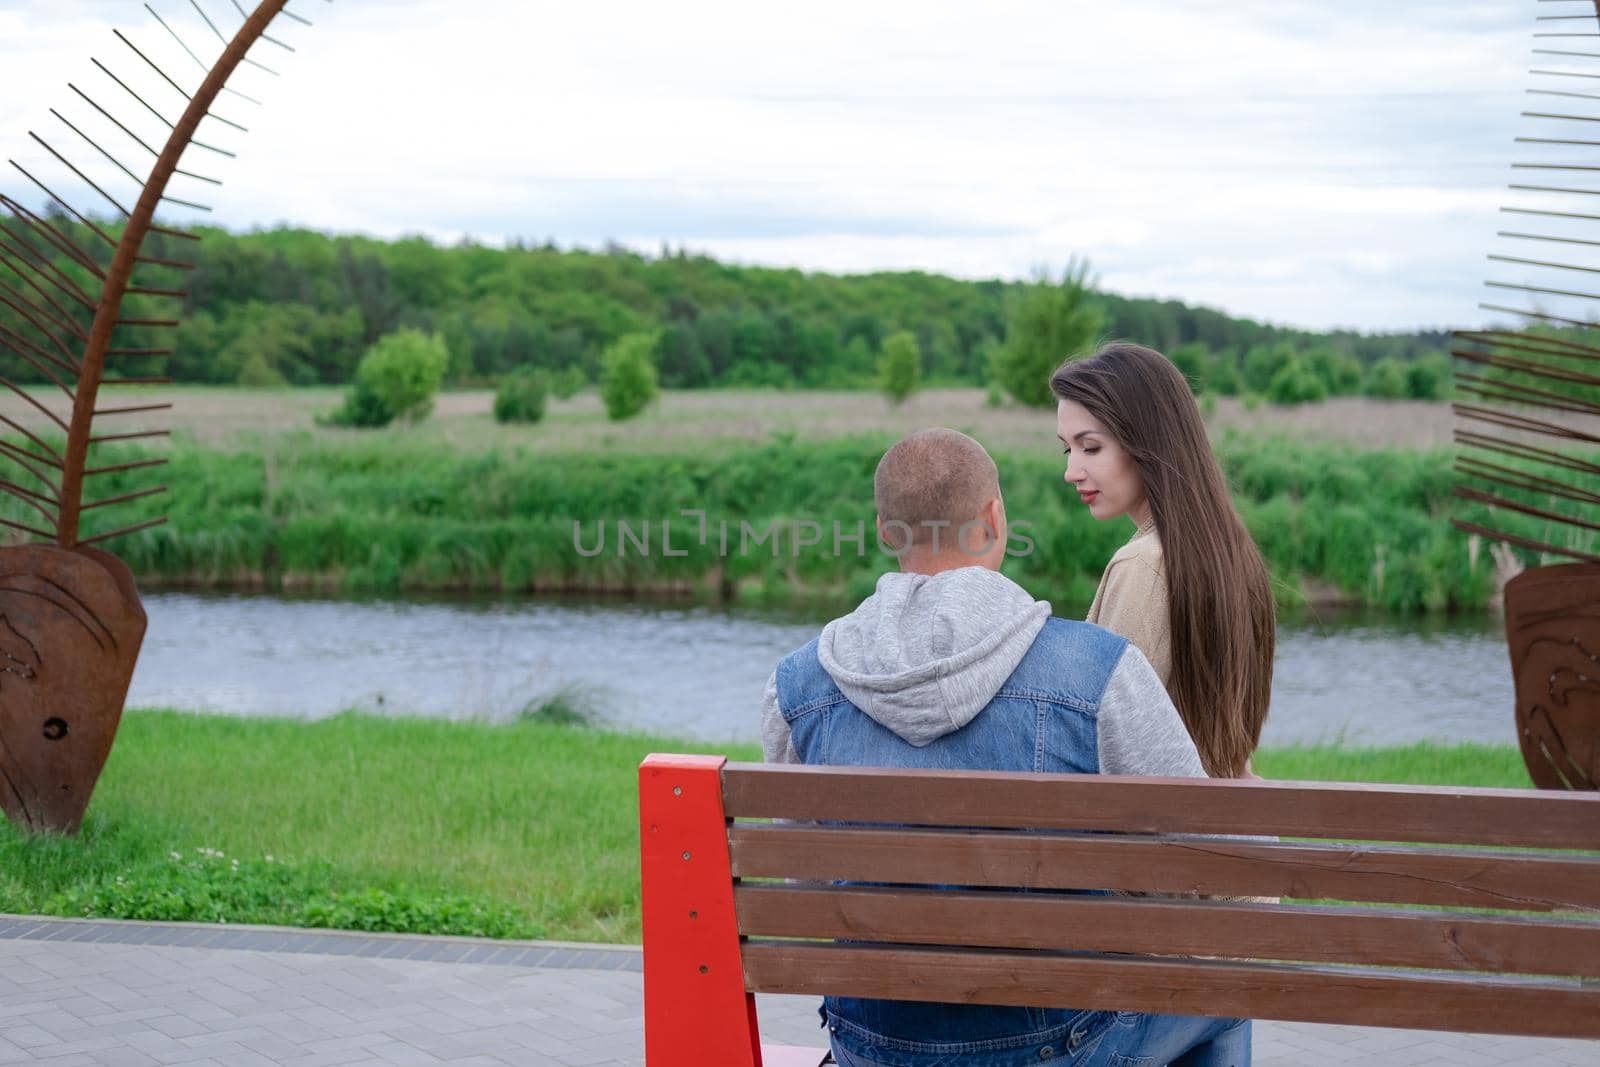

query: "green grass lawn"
left=0, top=710, right=1533, bottom=943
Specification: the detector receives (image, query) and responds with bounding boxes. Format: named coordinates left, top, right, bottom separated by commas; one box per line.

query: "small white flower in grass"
left=169, top=851, right=181, bottom=861
left=264, top=855, right=274, bottom=864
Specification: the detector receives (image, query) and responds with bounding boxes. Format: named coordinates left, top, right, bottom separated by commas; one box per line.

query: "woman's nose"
left=1063, top=462, right=1086, bottom=484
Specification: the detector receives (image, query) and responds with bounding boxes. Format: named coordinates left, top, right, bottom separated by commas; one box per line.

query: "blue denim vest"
left=774, top=617, right=1130, bottom=1058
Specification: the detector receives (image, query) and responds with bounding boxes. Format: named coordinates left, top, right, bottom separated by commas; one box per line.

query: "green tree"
left=494, top=366, right=549, bottom=424
left=1266, top=357, right=1328, bottom=405
left=991, top=261, right=1105, bottom=408
left=600, top=332, right=660, bottom=421
left=1243, top=343, right=1295, bottom=394
left=1404, top=352, right=1453, bottom=400
left=551, top=365, right=587, bottom=399
left=1167, top=342, right=1212, bottom=394
left=878, top=330, right=921, bottom=405
left=327, top=329, right=450, bottom=428
left=1305, top=346, right=1363, bottom=396
left=1364, top=357, right=1409, bottom=399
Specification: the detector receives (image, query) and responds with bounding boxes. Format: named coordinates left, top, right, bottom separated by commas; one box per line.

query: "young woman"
left=1051, top=343, right=1275, bottom=778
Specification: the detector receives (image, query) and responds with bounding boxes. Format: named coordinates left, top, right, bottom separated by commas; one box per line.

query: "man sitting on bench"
left=759, top=427, right=1252, bottom=1067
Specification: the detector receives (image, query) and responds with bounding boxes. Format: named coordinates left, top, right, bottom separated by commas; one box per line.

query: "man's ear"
left=987, top=497, right=1006, bottom=536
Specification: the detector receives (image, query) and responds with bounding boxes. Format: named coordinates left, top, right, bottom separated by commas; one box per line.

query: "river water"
left=129, top=592, right=1516, bottom=748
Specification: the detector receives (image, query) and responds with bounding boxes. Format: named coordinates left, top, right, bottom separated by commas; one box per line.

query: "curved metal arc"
left=55, top=2, right=291, bottom=550
left=57, top=0, right=290, bottom=548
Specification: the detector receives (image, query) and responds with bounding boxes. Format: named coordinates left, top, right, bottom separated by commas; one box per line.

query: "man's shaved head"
left=874, top=428, right=1002, bottom=555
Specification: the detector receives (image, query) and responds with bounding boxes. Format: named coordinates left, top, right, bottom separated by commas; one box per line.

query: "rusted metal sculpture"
left=0, top=1, right=314, bottom=832
left=1455, top=2, right=1600, bottom=790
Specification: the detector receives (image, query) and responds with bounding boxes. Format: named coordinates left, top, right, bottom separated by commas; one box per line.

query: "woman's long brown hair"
left=1051, top=343, right=1275, bottom=777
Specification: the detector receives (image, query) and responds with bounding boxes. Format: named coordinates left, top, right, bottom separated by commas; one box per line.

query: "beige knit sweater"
left=1087, top=517, right=1171, bottom=685
left=1089, top=518, right=1277, bottom=906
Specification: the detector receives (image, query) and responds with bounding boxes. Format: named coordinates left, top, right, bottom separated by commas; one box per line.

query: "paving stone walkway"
left=1, top=916, right=1596, bottom=1066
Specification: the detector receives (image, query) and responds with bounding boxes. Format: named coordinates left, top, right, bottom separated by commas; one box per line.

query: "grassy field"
left=0, top=384, right=1496, bottom=453
left=0, top=710, right=1535, bottom=943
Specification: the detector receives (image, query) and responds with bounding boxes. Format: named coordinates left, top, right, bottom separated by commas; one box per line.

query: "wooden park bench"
left=638, top=754, right=1600, bottom=1066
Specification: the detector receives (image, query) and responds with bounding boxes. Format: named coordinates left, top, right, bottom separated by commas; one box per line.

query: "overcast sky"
left=0, top=1, right=1587, bottom=331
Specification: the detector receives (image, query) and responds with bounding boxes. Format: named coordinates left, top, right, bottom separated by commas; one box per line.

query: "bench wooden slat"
left=740, top=941, right=1600, bottom=1039
left=728, top=824, right=1600, bottom=912
left=733, top=884, right=1600, bottom=978
left=722, top=763, right=1600, bottom=849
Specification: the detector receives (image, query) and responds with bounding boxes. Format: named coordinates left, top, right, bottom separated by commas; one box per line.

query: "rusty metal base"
left=1504, top=562, right=1600, bottom=791
left=0, top=544, right=145, bottom=833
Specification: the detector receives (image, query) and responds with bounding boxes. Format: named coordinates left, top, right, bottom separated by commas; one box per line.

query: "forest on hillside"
left=1, top=211, right=1455, bottom=394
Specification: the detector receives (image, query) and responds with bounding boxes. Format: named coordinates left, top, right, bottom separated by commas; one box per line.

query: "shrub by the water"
left=326, top=329, right=451, bottom=428
left=493, top=366, right=549, bottom=424
left=1267, top=357, right=1328, bottom=406
left=600, top=332, right=660, bottom=421
left=550, top=365, right=587, bottom=400
left=878, top=330, right=921, bottom=406
left=991, top=261, right=1104, bottom=408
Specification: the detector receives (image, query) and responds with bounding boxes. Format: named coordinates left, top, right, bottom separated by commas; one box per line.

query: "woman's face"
left=1055, top=398, right=1150, bottom=525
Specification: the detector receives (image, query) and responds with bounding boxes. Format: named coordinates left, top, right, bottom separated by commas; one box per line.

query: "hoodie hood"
left=816, top=567, right=1051, bottom=746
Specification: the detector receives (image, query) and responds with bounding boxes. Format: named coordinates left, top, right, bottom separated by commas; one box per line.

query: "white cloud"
left=0, top=0, right=1574, bottom=329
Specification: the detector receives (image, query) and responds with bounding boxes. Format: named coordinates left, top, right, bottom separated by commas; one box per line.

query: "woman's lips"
left=1079, top=491, right=1099, bottom=504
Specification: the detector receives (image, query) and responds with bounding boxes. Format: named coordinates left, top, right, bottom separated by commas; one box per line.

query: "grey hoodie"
left=760, top=567, right=1205, bottom=778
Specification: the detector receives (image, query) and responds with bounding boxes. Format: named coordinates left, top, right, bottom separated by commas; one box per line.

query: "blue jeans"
left=827, top=1008, right=1251, bottom=1067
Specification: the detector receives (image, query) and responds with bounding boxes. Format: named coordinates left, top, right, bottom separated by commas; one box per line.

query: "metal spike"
left=0, top=227, right=98, bottom=308
left=113, top=29, right=193, bottom=100
left=1456, top=328, right=1600, bottom=360
left=1456, top=402, right=1600, bottom=445
left=0, top=325, right=80, bottom=391
left=1485, top=278, right=1600, bottom=301
left=1450, top=520, right=1600, bottom=565
left=0, top=441, right=66, bottom=491
left=0, top=286, right=80, bottom=362
left=65, top=80, right=223, bottom=182
left=94, top=403, right=173, bottom=417
left=1456, top=429, right=1600, bottom=477
left=1456, top=457, right=1600, bottom=508
left=0, top=483, right=61, bottom=524
left=0, top=239, right=97, bottom=315
left=1456, top=487, right=1600, bottom=535
left=1487, top=252, right=1600, bottom=275
left=0, top=379, right=68, bottom=433
left=0, top=195, right=105, bottom=280
left=0, top=275, right=87, bottom=348
left=1456, top=379, right=1600, bottom=417
left=145, top=3, right=263, bottom=106
left=89, top=430, right=171, bottom=445
left=0, top=412, right=67, bottom=466
left=80, top=516, right=168, bottom=546
left=84, top=457, right=169, bottom=477
left=27, top=131, right=131, bottom=217
left=81, top=485, right=168, bottom=511
left=8, top=160, right=120, bottom=248
left=1451, top=347, right=1600, bottom=388
left=91, top=57, right=175, bottom=129
left=0, top=517, right=61, bottom=541
left=50, top=107, right=148, bottom=190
